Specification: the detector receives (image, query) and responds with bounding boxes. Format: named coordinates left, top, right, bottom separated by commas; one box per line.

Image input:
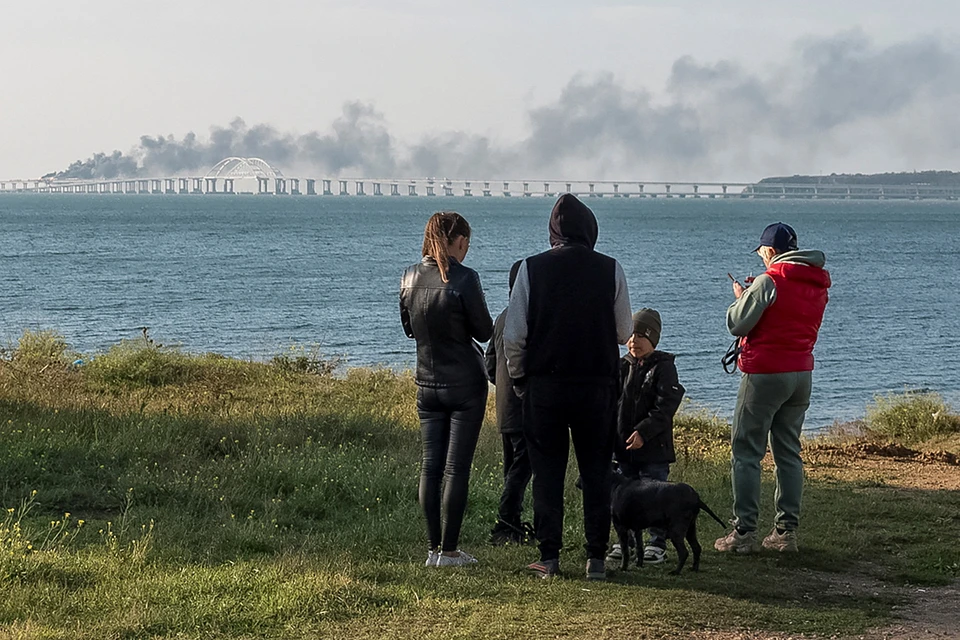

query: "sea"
left=2, top=194, right=958, bottom=430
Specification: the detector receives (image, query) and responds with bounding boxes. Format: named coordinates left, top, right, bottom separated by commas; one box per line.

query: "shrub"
left=866, top=391, right=960, bottom=444
left=85, top=337, right=201, bottom=387
left=4, top=330, right=76, bottom=369
left=271, top=346, right=341, bottom=377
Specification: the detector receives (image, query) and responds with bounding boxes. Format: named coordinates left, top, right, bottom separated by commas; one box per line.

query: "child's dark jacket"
left=616, top=351, right=685, bottom=464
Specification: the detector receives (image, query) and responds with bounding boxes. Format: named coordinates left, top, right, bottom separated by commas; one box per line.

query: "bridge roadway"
left=2, top=177, right=960, bottom=200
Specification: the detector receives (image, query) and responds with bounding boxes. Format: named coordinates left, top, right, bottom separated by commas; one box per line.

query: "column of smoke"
left=47, top=32, right=960, bottom=182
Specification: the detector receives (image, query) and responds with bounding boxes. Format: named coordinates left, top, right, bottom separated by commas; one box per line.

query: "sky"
left=2, top=0, right=959, bottom=181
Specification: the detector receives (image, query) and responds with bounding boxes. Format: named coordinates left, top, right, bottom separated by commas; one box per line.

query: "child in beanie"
left=607, top=308, right=686, bottom=565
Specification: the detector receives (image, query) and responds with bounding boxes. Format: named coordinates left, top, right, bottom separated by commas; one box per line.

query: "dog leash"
left=721, top=337, right=742, bottom=374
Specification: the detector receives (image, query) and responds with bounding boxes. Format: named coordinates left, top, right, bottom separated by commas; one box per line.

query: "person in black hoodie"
left=400, top=211, right=494, bottom=568
left=484, top=260, right=534, bottom=545
left=503, top=194, right=633, bottom=580
left=608, top=308, right=686, bottom=565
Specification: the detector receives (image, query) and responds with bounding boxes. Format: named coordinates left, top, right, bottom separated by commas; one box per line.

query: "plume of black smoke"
left=47, top=31, right=960, bottom=181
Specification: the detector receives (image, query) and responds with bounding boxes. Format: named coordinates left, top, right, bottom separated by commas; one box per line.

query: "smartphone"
left=727, top=272, right=742, bottom=287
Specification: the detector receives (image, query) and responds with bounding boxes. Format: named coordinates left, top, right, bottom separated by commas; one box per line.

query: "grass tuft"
left=866, top=391, right=960, bottom=444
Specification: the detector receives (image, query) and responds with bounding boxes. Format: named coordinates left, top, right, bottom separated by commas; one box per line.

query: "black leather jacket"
left=400, top=256, right=494, bottom=388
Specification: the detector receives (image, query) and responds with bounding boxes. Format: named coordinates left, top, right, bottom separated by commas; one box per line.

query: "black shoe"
left=527, top=559, right=560, bottom=579
left=489, top=520, right=534, bottom=546
left=586, top=558, right=607, bottom=581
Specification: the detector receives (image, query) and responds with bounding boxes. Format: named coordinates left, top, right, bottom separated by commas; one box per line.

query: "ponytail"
left=422, top=212, right=471, bottom=283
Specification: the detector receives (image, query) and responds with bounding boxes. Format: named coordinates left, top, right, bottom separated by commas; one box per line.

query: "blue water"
left=2, top=194, right=959, bottom=429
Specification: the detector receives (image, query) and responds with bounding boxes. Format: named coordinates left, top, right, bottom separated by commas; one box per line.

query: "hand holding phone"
left=728, top=273, right=745, bottom=299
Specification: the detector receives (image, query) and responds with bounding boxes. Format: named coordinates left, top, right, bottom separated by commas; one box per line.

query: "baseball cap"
left=754, top=222, right=798, bottom=253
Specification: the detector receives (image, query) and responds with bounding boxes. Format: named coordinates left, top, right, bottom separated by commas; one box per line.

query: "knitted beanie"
left=632, top=308, right=662, bottom=348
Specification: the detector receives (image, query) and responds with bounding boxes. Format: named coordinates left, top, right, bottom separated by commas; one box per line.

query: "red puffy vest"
left=738, top=261, right=831, bottom=374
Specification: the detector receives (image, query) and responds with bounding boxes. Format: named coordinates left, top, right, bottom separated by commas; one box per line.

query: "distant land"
left=759, top=171, right=960, bottom=186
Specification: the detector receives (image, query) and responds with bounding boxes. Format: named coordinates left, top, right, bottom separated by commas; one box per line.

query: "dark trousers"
left=496, top=432, right=532, bottom=528
left=417, top=383, right=487, bottom=552
left=617, top=456, right=670, bottom=549
left=523, top=378, right=616, bottom=561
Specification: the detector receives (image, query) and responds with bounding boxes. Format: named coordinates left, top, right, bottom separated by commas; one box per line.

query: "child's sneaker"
left=643, top=545, right=667, bottom=564
left=436, top=550, right=478, bottom=567
left=425, top=550, right=439, bottom=567
left=605, top=543, right=623, bottom=563
left=714, top=528, right=759, bottom=554
left=762, top=528, right=798, bottom=552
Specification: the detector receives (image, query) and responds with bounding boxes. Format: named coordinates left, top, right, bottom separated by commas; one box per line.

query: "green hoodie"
left=727, top=250, right=827, bottom=337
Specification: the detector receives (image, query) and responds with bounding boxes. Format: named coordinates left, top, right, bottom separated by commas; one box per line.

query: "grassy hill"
left=1, top=331, right=958, bottom=639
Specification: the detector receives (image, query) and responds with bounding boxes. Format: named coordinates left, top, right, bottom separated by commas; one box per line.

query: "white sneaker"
left=436, top=550, right=478, bottom=567
left=643, top=545, right=667, bottom=564
left=606, top=544, right=623, bottom=562
left=425, top=550, right=440, bottom=567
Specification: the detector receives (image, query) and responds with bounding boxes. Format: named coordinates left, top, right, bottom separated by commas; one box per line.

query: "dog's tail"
left=698, top=500, right=726, bottom=527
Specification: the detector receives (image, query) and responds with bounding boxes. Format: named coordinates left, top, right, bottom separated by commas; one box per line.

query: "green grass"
left=0, top=330, right=957, bottom=639
left=865, top=391, right=960, bottom=444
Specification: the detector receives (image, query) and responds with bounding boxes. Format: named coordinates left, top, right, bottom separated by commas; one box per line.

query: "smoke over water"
left=48, top=31, right=960, bottom=181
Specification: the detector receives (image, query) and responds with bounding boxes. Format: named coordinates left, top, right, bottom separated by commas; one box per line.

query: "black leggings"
left=417, top=384, right=487, bottom=552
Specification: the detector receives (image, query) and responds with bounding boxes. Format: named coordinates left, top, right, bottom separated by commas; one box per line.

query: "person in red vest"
left=715, top=222, right=831, bottom=555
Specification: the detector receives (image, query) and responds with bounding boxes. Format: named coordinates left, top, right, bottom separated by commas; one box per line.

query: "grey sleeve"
left=503, top=260, right=530, bottom=380
left=727, top=274, right=777, bottom=336
left=614, top=261, right=633, bottom=344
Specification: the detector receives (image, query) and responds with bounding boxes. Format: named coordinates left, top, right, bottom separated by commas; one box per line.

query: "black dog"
left=610, top=473, right=725, bottom=575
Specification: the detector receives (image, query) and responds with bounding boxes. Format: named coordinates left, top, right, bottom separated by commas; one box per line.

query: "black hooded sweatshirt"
left=522, top=194, right=620, bottom=381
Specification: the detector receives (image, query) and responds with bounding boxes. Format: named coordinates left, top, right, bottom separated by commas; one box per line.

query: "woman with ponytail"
left=400, top=212, right=494, bottom=567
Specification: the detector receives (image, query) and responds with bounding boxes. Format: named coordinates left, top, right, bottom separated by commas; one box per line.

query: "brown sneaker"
left=714, top=528, right=759, bottom=554
left=762, top=528, right=798, bottom=552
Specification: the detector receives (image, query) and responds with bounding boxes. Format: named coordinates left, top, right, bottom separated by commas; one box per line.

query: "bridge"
left=4, top=157, right=960, bottom=200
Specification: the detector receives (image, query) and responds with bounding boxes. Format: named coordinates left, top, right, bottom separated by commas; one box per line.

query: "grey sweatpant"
left=731, top=371, right=812, bottom=533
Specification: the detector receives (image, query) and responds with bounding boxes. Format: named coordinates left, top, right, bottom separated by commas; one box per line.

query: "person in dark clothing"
left=400, top=211, right=494, bottom=568
left=608, top=308, right=686, bottom=565
left=485, top=260, right=534, bottom=546
left=503, top=194, right=633, bottom=580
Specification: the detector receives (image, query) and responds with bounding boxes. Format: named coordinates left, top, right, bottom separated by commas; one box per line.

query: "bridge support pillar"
left=179, top=178, right=189, bottom=194
left=275, top=178, right=286, bottom=195
left=289, top=178, right=299, bottom=195
left=322, top=179, right=332, bottom=195
left=408, top=183, right=418, bottom=196
left=443, top=181, right=454, bottom=196
left=543, top=182, right=551, bottom=196
left=565, top=183, right=572, bottom=194
left=355, top=181, right=365, bottom=196
left=463, top=181, right=472, bottom=196
left=665, top=184, right=672, bottom=197
left=390, top=183, right=401, bottom=196
left=205, top=178, right=217, bottom=194
left=588, top=183, right=596, bottom=197
left=373, top=182, right=383, bottom=196
left=224, top=178, right=235, bottom=194
left=503, top=181, right=511, bottom=197
left=425, top=184, right=435, bottom=196
left=693, top=184, right=699, bottom=198
left=191, top=178, right=203, bottom=194
left=338, top=180, right=348, bottom=196
left=722, top=185, right=728, bottom=196
left=482, top=182, right=491, bottom=197
left=306, top=179, right=317, bottom=195
left=523, top=182, right=531, bottom=197
left=164, top=178, right=176, bottom=194
left=613, top=183, right=620, bottom=197
left=256, top=177, right=268, bottom=194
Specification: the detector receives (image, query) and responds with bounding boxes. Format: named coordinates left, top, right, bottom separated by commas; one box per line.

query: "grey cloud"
left=47, top=31, right=960, bottom=181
